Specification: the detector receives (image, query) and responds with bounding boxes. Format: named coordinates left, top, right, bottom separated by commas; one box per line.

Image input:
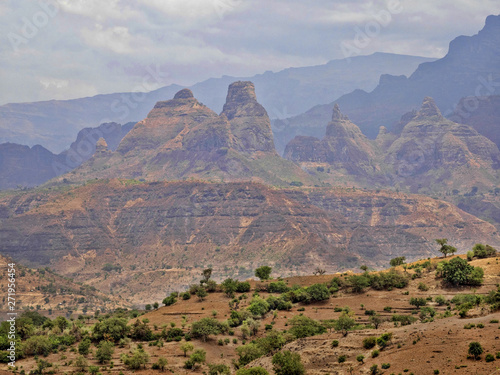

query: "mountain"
left=450, top=95, right=500, bottom=150
left=285, top=98, right=500, bottom=195
left=277, top=14, right=500, bottom=147
left=56, top=82, right=315, bottom=187
left=0, top=53, right=434, bottom=153
left=0, top=143, right=61, bottom=190
left=284, top=104, right=378, bottom=176
left=0, top=179, right=497, bottom=303
left=0, top=122, right=134, bottom=190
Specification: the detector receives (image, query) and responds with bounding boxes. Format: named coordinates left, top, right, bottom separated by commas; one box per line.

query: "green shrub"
left=472, top=244, right=497, bottom=259
left=267, top=281, right=290, bottom=294
left=468, top=342, right=483, bottom=359
left=306, top=284, right=330, bottom=301
left=331, top=340, right=339, bottom=348
left=363, top=337, right=377, bottom=349
left=272, top=351, right=305, bottom=375
left=356, top=354, right=364, bottom=363
left=96, top=341, right=114, bottom=364
left=288, top=315, right=326, bottom=338
left=418, top=283, right=429, bottom=291
left=381, top=363, right=390, bottom=369
left=442, top=258, right=484, bottom=286
left=485, top=353, right=495, bottom=362
left=235, top=367, right=269, bottom=375
left=435, top=295, right=447, bottom=306
left=338, top=355, right=347, bottom=363
left=371, top=349, right=379, bottom=358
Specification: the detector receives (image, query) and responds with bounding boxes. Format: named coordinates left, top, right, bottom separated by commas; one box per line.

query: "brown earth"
left=2, top=255, right=499, bottom=375
left=0, top=254, right=130, bottom=319
left=0, top=179, right=498, bottom=304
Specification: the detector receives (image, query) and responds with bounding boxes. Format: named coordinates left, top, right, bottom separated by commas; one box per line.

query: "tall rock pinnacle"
left=222, top=81, right=276, bottom=153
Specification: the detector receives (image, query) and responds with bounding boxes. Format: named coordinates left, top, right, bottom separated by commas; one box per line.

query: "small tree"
left=156, top=357, right=168, bottom=371
left=272, top=351, right=305, bottom=375
left=196, top=287, right=208, bottom=301
left=96, top=340, right=114, bottom=364
left=74, top=355, right=88, bottom=372
left=208, top=363, right=231, bottom=375
left=221, top=278, right=238, bottom=297
left=360, top=265, right=369, bottom=272
left=409, top=297, right=427, bottom=308
left=390, top=257, right=406, bottom=267
left=121, top=348, right=150, bottom=369
left=369, top=314, right=384, bottom=329
left=335, top=312, right=356, bottom=337
left=442, top=257, right=484, bottom=286
left=201, top=268, right=213, bottom=283
left=190, top=318, right=223, bottom=342
left=78, top=338, right=91, bottom=356
left=153, top=302, right=159, bottom=309
left=255, top=266, right=272, bottom=281
left=180, top=342, right=194, bottom=357
left=435, top=239, right=457, bottom=258
left=468, top=342, right=483, bottom=360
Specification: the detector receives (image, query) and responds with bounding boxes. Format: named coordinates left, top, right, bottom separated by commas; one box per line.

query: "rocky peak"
left=222, top=81, right=262, bottom=120
left=95, top=138, right=109, bottom=153
left=221, top=81, right=275, bottom=153
left=332, top=103, right=349, bottom=121
left=326, top=104, right=361, bottom=138
left=481, top=14, right=500, bottom=36
left=416, top=97, right=443, bottom=119
left=173, top=88, right=194, bottom=99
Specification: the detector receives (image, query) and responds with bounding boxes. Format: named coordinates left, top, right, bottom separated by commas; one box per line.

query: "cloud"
left=0, top=0, right=498, bottom=104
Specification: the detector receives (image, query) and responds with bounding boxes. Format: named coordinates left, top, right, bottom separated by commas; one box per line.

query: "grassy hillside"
left=2, top=251, right=500, bottom=374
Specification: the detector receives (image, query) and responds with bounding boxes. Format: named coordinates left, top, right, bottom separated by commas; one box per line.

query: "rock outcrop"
left=285, top=97, right=500, bottom=194
left=284, top=104, right=376, bottom=174
left=62, top=83, right=314, bottom=187
left=222, top=81, right=276, bottom=153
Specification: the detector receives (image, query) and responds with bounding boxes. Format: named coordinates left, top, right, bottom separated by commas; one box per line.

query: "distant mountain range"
left=0, top=53, right=433, bottom=153
left=277, top=14, right=500, bottom=151
left=0, top=122, right=134, bottom=190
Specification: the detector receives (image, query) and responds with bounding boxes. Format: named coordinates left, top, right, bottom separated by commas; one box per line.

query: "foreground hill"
left=0, top=179, right=498, bottom=303
left=277, top=14, right=500, bottom=144
left=1, top=254, right=499, bottom=374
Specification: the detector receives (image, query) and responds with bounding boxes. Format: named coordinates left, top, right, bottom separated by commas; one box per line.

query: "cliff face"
left=0, top=143, right=61, bottom=190
left=0, top=179, right=497, bottom=302
left=222, top=81, right=276, bottom=153
left=63, top=82, right=314, bottom=186
left=450, top=95, right=500, bottom=150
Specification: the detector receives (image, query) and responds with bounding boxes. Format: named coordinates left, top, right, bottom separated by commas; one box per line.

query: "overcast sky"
left=0, top=0, right=497, bottom=105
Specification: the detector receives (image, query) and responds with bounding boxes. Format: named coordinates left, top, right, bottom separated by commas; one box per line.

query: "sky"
left=0, top=0, right=497, bottom=105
